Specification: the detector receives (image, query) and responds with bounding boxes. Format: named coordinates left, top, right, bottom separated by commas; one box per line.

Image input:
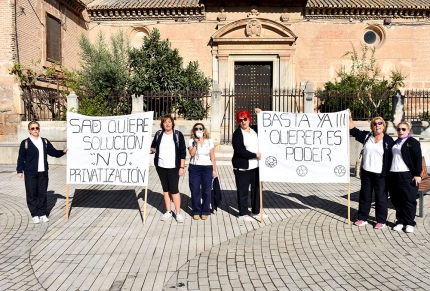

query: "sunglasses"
left=30, top=127, right=40, bottom=131
left=194, top=127, right=203, bottom=131
left=238, top=117, right=248, bottom=122
left=372, top=121, right=383, bottom=126
left=397, top=127, right=407, bottom=132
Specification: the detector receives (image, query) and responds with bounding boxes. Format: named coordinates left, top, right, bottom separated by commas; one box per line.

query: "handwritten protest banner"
left=67, top=112, right=153, bottom=186
left=257, top=110, right=349, bottom=183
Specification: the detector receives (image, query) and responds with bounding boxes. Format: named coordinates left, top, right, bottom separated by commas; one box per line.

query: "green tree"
left=78, top=30, right=130, bottom=98
left=73, top=30, right=131, bottom=116
left=320, top=44, right=406, bottom=119
left=128, top=28, right=211, bottom=94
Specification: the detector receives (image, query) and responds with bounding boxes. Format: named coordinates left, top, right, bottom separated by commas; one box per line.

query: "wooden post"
left=348, top=183, right=351, bottom=225
left=66, top=184, right=69, bottom=221
left=143, top=186, right=148, bottom=225
left=260, top=181, right=264, bottom=223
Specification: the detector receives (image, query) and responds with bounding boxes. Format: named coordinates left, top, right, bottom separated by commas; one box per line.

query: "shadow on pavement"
left=46, top=190, right=65, bottom=216
left=287, top=192, right=356, bottom=222
left=69, top=189, right=142, bottom=220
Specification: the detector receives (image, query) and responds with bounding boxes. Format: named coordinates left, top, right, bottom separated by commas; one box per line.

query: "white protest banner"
left=67, top=112, right=153, bottom=186
left=258, top=110, right=349, bottom=183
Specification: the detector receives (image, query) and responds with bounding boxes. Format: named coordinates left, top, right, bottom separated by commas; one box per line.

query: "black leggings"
left=156, top=166, right=180, bottom=194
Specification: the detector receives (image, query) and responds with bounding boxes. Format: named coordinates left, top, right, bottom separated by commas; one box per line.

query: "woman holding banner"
left=232, top=109, right=265, bottom=221
left=188, top=123, right=217, bottom=220
left=349, top=111, right=394, bottom=229
left=16, top=121, right=67, bottom=224
left=150, top=115, right=186, bottom=223
left=388, top=121, right=422, bottom=233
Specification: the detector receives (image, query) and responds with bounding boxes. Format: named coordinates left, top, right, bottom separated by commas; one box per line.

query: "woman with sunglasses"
left=388, top=121, right=422, bottom=233
left=232, top=109, right=263, bottom=221
left=16, top=121, right=68, bottom=224
left=150, top=114, right=186, bottom=223
left=349, top=112, right=394, bottom=229
left=188, top=123, right=217, bottom=220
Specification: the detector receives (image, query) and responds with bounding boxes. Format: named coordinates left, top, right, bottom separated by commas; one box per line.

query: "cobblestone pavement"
left=0, top=165, right=429, bottom=291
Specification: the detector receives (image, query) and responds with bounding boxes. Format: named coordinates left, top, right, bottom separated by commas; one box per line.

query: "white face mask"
left=196, top=131, right=203, bottom=138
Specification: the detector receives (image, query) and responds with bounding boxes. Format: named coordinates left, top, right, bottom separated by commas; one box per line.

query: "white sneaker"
left=405, top=225, right=414, bottom=233
left=392, top=224, right=404, bottom=231
left=238, top=215, right=253, bottom=222
left=176, top=213, right=184, bottom=223
left=32, top=216, right=40, bottom=224
left=252, top=213, right=268, bottom=219
left=40, top=215, right=49, bottom=222
left=161, top=212, right=172, bottom=221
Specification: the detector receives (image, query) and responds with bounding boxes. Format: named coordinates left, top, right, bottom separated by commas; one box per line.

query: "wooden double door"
left=234, top=62, right=273, bottom=123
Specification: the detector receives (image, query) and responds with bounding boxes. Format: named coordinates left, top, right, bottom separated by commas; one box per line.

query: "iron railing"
left=220, top=88, right=303, bottom=144
left=404, top=89, right=430, bottom=121
left=77, top=94, right=132, bottom=116
left=141, top=91, right=210, bottom=121
left=22, top=87, right=67, bottom=121
left=315, top=89, right=393, bottom=121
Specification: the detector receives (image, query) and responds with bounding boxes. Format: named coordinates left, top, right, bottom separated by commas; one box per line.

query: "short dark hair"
left=160, top=114, right=175, bottom=130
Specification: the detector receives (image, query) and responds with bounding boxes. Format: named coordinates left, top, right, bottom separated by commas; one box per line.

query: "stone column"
left=67, top=91, right=78, bottom=112
left=279, top=55, right=290, bottom=89
left=131, top=94, right=144, bottom=114
left=210, top=83, right=222, bottom=147
left=217, top=55, right=229, bottom=89
left=303, top=81, right=314, bottom=113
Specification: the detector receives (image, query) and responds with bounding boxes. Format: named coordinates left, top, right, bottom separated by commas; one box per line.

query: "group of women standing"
left=150, top=110, right=264, bottom=223
left=350, top=112, right=422, bottom=233
left=150, top=115, right=217, bottom=222
left=18, top=112, right=422, bottom=229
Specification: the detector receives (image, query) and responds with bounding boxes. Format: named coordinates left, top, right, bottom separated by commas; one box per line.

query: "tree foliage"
left=320, top=44, right=407, bottom=119
left=325, top=44, right=405, bottom=92
left=78, top=30, right=130, bottom=98
left=72, top=28, right=211, bottom=116
left=128, top=28, right=211, bottom=94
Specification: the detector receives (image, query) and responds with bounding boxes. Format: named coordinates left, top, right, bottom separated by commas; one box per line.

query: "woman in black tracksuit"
left=16, top=121, right=67, bottom=224
left=388, top=121, right=422, bottom=233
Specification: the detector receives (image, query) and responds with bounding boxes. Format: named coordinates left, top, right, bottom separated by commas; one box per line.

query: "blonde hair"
left=369, top=116, right=386, bottom=130
left=190, top=123, right=210, bottom=139
left=27, top=121, right=40, bottom=130
left=397, top=121, right=411, bottom=130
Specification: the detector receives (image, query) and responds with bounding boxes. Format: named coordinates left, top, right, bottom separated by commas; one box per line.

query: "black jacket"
left=350, top=127, right=394, bottom=177
left=211, top=176, right=222, bottom=212
left=397, top=136, right=422, bottom=177
left=151, top=130, right=186, bottom=171
left=232, top=125, right=258, bottom=170
left=16, top=137, right=65, bottom=176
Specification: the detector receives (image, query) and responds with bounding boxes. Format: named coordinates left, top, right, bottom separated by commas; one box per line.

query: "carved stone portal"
left=245, top=19, right=261, bottom=37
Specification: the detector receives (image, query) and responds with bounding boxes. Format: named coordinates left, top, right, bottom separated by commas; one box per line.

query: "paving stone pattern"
left=0, top=165, right=429, bottom=291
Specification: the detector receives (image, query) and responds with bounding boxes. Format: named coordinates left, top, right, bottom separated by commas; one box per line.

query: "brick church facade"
left=1, top=0, right=429, bottom=140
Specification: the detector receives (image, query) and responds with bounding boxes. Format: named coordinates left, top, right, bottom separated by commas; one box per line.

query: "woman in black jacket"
left=349, top=112, right=394, bottom=229
left=232, top=109, right=263, bottom=221
left=388, top=121, right=422, bottom=233
left=16, top=121, right=67, bottom=224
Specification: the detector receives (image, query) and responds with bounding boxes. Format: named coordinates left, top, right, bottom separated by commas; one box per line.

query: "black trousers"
left=358, top=169, right=388, bottom=223
left=234, top=168, right=260, bottom=216
left=24, top=172, right=49, bottom=217
left=388, top=171, right=418, bottom=227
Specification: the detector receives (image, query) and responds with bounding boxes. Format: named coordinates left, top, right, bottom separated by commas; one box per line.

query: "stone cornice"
left=306, top=7, right=429, bottom=19
left=60, top=0, right=86, bottom=14
left=87, top=6, right=206, bottom=22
